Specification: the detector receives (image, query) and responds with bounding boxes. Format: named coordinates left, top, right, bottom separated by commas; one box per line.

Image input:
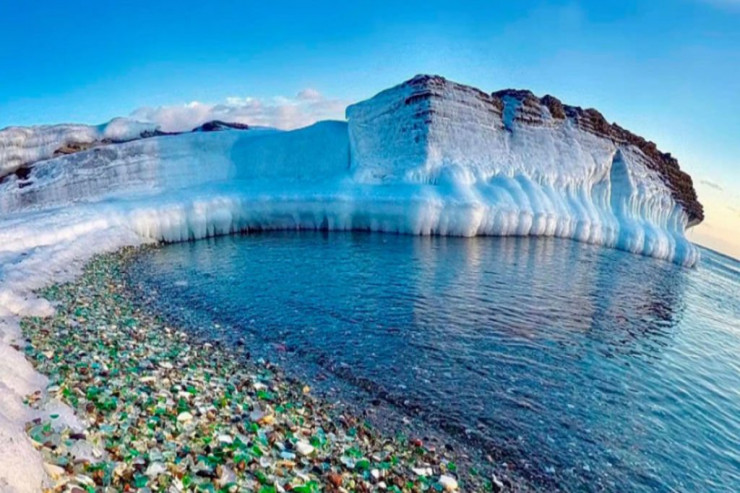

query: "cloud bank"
left=131, top=90, right=348, bottom=133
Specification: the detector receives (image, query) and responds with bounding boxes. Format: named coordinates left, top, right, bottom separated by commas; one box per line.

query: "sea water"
left=128, top=233, right=740, bottom=492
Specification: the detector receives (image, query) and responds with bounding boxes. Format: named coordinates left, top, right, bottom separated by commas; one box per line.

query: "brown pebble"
left=328, top=472, right=343, bottom=487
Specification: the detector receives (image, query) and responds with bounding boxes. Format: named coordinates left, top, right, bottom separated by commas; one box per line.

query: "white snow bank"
left=98, top=117, right=159, bottom=142
left=0, top=209, right=139, bottom=492
left=0, top=318, right=48, bottom=493
left=0, top=79, right=701, bottom=490
left=0, top=118, right=159, bottom=179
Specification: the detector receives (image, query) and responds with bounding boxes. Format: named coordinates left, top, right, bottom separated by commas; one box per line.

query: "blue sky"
left=0, top=0, right=738, bottom=255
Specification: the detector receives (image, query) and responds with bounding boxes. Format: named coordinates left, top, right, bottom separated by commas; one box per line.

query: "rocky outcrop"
left=52, top=141, right=97, bottom=157
left=491, top=84, right=702, bottom=223
left=192, top=120, right=250, bottom=132
left=0, top=76, right=703, bottom=266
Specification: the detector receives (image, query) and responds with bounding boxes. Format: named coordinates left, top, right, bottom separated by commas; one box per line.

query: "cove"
left=127, top=232, right=740, bottom=492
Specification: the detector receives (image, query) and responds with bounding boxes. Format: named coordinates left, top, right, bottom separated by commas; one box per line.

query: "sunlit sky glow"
left=0, top=0, right=737, bottom=257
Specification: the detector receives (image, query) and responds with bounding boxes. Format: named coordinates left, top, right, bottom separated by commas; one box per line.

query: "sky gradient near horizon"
left=1, top=0, right=738, bottom=257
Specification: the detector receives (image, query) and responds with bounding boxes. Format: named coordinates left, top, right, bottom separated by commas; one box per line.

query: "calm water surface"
left=128, top=233, right=740, bottom=492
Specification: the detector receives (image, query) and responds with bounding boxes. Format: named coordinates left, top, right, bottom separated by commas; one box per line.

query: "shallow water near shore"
left=127, top=232, right=740, bottom=492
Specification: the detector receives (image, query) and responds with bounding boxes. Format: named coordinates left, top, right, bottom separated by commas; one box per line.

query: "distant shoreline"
left=695, top=243, right=740, bottom=263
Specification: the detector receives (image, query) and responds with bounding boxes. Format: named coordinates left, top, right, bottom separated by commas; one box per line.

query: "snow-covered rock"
left=347, top=75, right=701, bottom=263
left=0, top=118, right=160, bottom=179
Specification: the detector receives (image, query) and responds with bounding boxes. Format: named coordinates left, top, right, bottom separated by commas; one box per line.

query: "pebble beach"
left=19, top=248, right=511, bottom=493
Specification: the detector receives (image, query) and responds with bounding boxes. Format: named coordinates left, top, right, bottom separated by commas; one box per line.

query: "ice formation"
left=346, top=76, right=702, bottom=260
left=0, top=118, right=161, bottom=179
left=0, top=74, right=703, bottom=491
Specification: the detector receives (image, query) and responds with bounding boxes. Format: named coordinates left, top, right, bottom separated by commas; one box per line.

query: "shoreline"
left=17, top=247, right=519, bottom=492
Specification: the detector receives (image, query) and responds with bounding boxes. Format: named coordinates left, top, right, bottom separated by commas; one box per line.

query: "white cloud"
left=130, top=89, right=348, bottom=133
left=296, top=88, right=323, bottom=101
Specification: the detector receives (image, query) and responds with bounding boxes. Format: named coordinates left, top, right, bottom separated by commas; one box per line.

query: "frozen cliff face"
left=346, top=74, right=702, bottom=264
left=0, top=76, right=702, bottom=269
left=0, top=122, right=350, bottom=214
left=0, top=76, right=703, bottom=273
left=0, top=118, right=161, bottom=179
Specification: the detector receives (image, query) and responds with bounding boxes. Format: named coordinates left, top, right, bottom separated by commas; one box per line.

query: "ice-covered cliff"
left=0, top=118, right=165, bottom=179
left=0, top=75, right=703, bottom=265
left=347, top=75, right=702, bottom=261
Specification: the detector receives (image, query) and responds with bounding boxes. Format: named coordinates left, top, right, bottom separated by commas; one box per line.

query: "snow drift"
left=0, top=75, right=703, bottom=491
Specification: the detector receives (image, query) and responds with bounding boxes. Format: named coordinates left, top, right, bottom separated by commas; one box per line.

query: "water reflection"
left=409, top=234, right=686, bottom=347
left=129, top=233, right=739, bottom=492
